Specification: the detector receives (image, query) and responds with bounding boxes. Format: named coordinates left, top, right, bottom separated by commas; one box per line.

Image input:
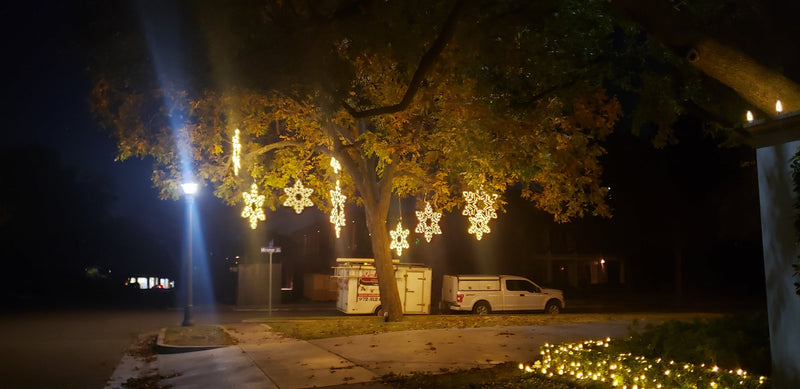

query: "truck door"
left=504, top=279, right=546, bottom=311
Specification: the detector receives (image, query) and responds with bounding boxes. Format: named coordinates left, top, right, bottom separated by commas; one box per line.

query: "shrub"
left=617, top=313, right=771, bottom=376
left=519, top=313, right=771, bottom=388
left=525, top=339, right=768, bottom=388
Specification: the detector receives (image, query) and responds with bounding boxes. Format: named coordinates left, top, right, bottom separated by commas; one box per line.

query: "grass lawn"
left=163, top=324, right=236, bottom=346
left=253, top=312, right=721, bottom=340
left=382, top=362, right=590, bottom=389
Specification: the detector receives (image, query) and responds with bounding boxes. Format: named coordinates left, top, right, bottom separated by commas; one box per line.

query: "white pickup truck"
left=441, top=274, right=565, bottom=315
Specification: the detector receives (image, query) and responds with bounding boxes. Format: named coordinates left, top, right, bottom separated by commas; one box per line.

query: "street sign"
left=261, top=240, right=281, bottom=316
left=261, top=239, right=281, bottom=254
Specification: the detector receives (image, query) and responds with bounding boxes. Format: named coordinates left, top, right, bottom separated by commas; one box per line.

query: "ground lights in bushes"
left=518, top=338, right=769, bottom=388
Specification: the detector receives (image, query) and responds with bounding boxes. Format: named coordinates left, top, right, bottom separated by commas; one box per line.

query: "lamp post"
left=181, top=182, right=198, bottom=326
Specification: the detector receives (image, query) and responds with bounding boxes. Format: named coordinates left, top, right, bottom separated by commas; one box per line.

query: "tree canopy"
left=92, top=0, right=622, bottom=217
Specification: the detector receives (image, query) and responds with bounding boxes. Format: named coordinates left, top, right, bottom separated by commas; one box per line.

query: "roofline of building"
left=744, top=111, right=800, bottom=148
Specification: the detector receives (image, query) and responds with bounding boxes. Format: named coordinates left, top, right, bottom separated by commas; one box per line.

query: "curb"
left=232, top=306, right=339, bottom=312
left=154, top=326, right=232, bottom=354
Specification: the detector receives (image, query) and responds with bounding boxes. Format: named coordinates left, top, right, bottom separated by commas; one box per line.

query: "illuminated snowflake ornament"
left=415, top=201, right=442, bottom=243
left=330, top=157, right=341, bottom=173
left=462, top=188, right=498, bottom=240
left=241, top=182, right=266, bottom=229
left=283, top=179, right=314, bottom=214
left=232, top=129, right=241, bottom=176
left=389, top=220, right=410, bottom=256
left=462, top=190, right=480, bottom=217
left=468, top=214, right=492, bottom=240
left=329, top=181, right=346, bottom=238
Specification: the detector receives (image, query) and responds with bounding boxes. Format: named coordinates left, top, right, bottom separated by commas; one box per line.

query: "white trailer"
left=333, top=258, right=432, bottom=315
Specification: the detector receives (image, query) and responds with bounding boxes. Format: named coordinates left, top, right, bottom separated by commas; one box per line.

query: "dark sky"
left=2, top=2, right=216, bottom=275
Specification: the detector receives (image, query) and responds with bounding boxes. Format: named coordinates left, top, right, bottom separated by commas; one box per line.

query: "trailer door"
left=404, top=271, right=425, bottom=313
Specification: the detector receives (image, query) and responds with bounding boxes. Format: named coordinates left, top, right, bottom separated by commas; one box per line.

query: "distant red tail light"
left=457, top=293, right=464, bottom=303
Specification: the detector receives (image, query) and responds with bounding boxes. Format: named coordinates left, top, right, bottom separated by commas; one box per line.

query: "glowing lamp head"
left=776, top=100, right=783, bottom=114
left=182, top=182, right=199, bottom=195
left=746, top=110, right=754, bottom=123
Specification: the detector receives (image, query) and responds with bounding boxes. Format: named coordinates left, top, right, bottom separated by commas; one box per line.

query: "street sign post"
left=261, top=241, right=281, bottom=316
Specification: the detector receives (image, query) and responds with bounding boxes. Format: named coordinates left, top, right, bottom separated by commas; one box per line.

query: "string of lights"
left=232, top=129, right=241, bottom=176
left=519, top=339, right=768, bottom=389
left=329, top=157, right=346, bottom=238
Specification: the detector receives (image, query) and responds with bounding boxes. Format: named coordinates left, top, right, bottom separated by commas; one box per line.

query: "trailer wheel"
left=375, top=305, right=387, bottom=318
left=545, top=300, right=561, bottom=315
left=472, top=301, right=491, bottom=315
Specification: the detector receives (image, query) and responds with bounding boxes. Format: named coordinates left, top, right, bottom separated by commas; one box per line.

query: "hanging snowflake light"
left=468, top=214, right=492, bottom=241
left=330, top=157, right=341, bottom=173
left=462, top=190, right=480, bottom=217
left=390, top=220, right=410, bottom=256
left=329, top=180, right=346, bottom=238
left=415, top=201, right=442, bottom=243
left=462, top=188, right=498, bottom=240
left=241, top=182, right=266, bottom=229
left=283, top=179, right=314, bottom=214
left=232, top=129, right=241, bottom=176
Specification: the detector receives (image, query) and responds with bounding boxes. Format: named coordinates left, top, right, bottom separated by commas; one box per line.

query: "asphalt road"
left=0, top=305, right=325, bottom=389
left=0, top=309, right=177, bottom=389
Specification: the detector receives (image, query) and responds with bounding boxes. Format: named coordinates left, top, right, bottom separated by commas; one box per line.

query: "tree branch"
left=393, top=170, right=432, bottom=190
left=320, top=121, right=362, bottom=191
left=247, top=140, right=331, bottom=161
left=251, top=140, right=304, bottom=155
left=329, top=122, right=356, bottom=144
left=342, top=0, right=465, bottom=118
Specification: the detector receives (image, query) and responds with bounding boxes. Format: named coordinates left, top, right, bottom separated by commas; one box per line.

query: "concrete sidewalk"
left=105, top=320, right=633, bottom=389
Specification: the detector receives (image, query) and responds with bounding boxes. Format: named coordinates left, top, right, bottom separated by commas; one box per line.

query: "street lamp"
left=181, top=182, right=198, bottom=326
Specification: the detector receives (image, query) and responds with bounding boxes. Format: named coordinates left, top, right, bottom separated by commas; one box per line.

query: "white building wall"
left=756, top=140, right=800, bottom=388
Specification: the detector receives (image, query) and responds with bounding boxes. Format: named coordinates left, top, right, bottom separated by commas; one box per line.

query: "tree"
left=90, top=0, right=624, bottom=321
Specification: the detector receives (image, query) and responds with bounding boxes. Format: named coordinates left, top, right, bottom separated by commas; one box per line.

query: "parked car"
left=441, top=274, right=564, bottom=314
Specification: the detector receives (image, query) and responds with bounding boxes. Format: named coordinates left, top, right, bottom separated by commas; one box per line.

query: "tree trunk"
left=364, top=196, right=404, bottom=322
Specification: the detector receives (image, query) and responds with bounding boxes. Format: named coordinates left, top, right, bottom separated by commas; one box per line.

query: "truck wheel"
left=472, top=301, right=491, bottom=315
left=545, top=301, right=561, bottom=315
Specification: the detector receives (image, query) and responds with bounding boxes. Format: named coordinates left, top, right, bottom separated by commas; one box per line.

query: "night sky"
left=0, top=1, right=776, bottom=306
left=2, top=5, right=168, bottom=250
